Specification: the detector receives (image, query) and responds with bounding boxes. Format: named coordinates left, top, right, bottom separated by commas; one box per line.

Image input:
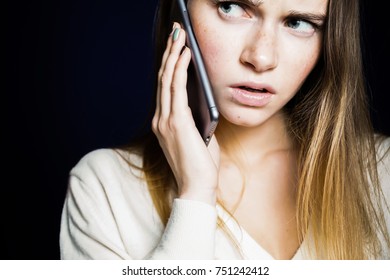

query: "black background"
left=4, top=0, right=389, bottom=260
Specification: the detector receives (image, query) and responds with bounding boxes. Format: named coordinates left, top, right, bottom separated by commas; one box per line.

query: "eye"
left=286, top=18, right=317, bottom=35
left=218, top=1, right=247, bottom=18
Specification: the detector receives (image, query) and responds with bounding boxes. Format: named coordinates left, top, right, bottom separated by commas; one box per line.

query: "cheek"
left=301, top=52, right=319, bottom=75
left=200, top=40, right=225, bottom=79
left=200, top=37, right=235, bottom=90
left=192, top=24, right=227, bottom=77
left=287, top=44, right=321, bottom=89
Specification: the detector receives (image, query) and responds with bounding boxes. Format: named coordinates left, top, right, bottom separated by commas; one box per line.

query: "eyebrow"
left=288, top=10, right=327, bottom=23
left=220, top=0, right=327, bottom=23
left=237, top=0, right=327, bottom=19
left=242, top=0, right=264, bottom=6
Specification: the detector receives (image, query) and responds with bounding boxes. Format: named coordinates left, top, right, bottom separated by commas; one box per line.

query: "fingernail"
left=170, top=22, right=179, bottom=35
left=173, top=28, right=180, bottom=41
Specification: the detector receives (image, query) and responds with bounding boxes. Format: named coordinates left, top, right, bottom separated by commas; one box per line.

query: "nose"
left=239, top=26, right=278, bottom=72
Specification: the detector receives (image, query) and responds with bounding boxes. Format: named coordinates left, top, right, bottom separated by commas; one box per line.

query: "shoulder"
left=376, top=136, right=390, bottom=160
left=375, top=135, right=390, bottom=196
left=70, top=148, right=143, bottom=181
left=61, top=148, right=156, bottom=259
left=374, top=136, right=390, bottom=258
left=64, top=147, right=153, bottom=223
left=67, top=148, right=148, bottom=202
left=375, top=135, right=390, bottom=184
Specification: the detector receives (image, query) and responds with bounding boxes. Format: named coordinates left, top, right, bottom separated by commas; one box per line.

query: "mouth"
left=231, top=85, right=274, bottom=107
left=238, top=86, right=269, bottom=93
left=232, top=81, right=275, bottom=95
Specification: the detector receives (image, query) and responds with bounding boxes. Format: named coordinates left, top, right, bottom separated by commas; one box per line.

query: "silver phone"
left=176, top=0, right=219, bottom=146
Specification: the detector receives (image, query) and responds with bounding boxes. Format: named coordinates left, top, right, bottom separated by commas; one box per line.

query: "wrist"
left=179, top=188, right=217, bottom=206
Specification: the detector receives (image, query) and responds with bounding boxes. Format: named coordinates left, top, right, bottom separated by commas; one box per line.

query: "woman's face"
left=187, top=0, right=328, bottom=127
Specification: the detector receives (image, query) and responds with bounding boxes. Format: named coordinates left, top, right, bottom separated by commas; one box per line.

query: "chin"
left=232, top=119, right=265, bottom=127
left=222, top=111, right=269, bottom=128
left=218, top=101, right=283, bottom=128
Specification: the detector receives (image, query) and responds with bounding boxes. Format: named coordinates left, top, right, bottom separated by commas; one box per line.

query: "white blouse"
left=60, top=138, right=390, bottom=259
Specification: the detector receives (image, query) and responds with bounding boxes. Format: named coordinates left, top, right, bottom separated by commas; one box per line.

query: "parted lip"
left=230, top=82, right=276, bottom=94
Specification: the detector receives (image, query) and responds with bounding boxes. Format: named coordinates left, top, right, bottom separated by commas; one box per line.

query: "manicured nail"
left=173, top=28, right=180, bottom=41
left=170, top=22, right=179, bottom=35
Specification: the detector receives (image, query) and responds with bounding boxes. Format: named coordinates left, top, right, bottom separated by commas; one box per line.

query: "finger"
left=171, top=46, right=191, bottom=115
left=159, top=22, right=180, bottom=78
left=159, top=26, right=186, bottom=119
left=155, top=22, right=179, bottom=120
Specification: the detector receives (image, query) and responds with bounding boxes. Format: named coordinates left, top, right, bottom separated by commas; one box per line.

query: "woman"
left=60, top=0, right=390, bottom=259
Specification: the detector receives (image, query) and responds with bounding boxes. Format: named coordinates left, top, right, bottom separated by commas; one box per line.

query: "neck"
left=216, top=112, right=295, bottom=164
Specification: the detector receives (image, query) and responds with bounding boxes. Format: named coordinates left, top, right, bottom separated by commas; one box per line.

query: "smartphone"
left=176, top=0, right=219, bottom=146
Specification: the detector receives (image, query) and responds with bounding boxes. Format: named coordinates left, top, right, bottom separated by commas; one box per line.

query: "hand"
left=152, top=23, right=220, bottom=206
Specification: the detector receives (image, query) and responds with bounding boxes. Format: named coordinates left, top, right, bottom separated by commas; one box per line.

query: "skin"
left=152, top=0, right=328, bottom=259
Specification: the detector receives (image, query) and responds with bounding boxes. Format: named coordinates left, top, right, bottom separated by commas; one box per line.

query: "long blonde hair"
left=119, top=0, right=390, bottom=259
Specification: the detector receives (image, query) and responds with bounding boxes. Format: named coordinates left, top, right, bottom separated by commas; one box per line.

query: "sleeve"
left=59, top=149, right=218, bottom=260
left=149, top=199, right=217, bottom=259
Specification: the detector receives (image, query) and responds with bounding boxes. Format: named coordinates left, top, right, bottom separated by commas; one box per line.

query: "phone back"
left=175, top=0, right=219, bottom=146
